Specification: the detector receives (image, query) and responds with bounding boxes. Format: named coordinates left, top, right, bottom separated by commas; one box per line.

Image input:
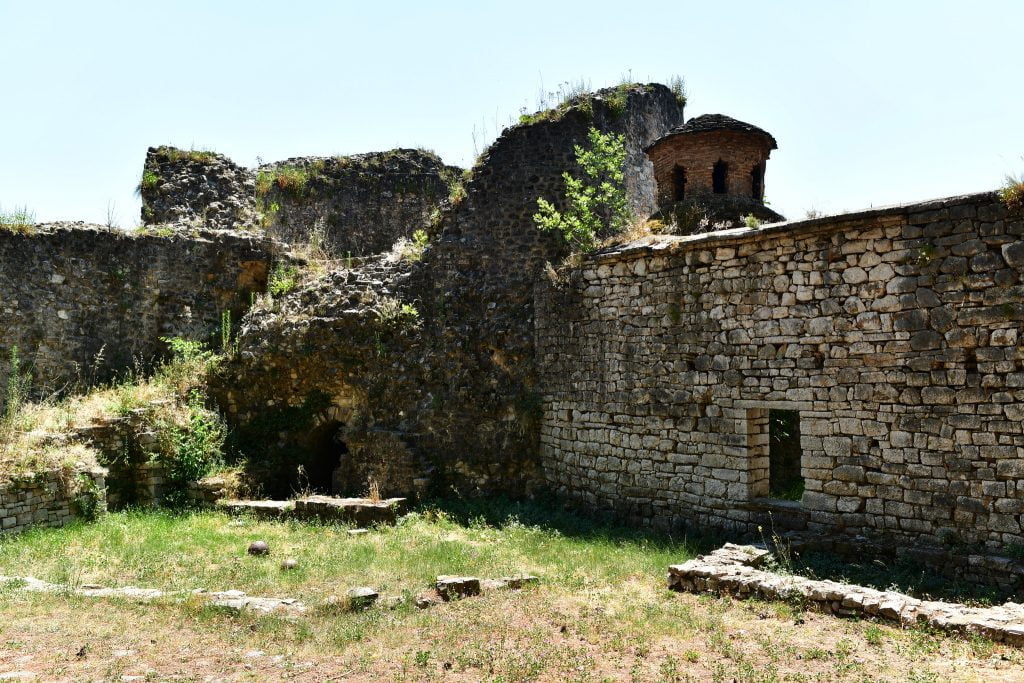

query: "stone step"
left=217, top=496, right=405, bottom=525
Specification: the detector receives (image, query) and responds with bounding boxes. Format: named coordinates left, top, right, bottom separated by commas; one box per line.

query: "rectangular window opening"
left=768, top=409, right=804, bottom=502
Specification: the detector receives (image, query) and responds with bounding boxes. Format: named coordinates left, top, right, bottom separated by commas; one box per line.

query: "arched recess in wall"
left=712, top=160, right=729, bottom=194
left=673, top=165, right=687, bottom=200
left=751, top=162, right=765, bottom=201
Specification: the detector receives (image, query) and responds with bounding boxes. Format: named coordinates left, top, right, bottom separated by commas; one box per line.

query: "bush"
left=533, top=128, right=629, bottom=252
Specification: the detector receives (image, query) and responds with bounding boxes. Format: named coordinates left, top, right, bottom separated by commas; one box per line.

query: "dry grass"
left=0, top=341, right=216, bottom=484
left=0, top=506, right=1021, bottom=681
left=1000, top=174, right=1024, bottom=210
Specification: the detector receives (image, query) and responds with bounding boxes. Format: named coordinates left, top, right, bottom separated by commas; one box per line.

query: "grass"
left=0, top=502, right=1019, bottom=681
left=0, top=338, right=222, bottom=486
left=0, top=205, right=36, bottom=234
left=1000, top=173, right=1024, bottom=210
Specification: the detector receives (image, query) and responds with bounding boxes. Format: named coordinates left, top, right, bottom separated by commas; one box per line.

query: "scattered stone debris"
left=668, top=544, right=1024, bottom=646
left=0, top=575, right=304, bottom=614
left=195, top=589, right=304, bottom=614
left=218, top=496, right=405, bottom=526
left=247, top=540, right=270, bottom=556
left=346, top=586, right=379, bottom=610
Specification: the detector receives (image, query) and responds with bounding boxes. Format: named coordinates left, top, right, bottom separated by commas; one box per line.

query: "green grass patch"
left=0, top=500, right=699, bottom=601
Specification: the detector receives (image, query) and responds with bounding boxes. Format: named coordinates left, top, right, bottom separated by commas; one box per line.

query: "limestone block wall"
left=537, top=192, right=1024, bottom=552
left=0, top=223, right=279, bottom=403
left=0, top=468, right=107, bottom=535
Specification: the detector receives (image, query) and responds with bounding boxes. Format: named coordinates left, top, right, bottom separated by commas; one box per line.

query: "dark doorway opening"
left=672, top=165, right=687, bottom=200
left=712, top=160, right=729, bottom=194
left=302, top=420, right=348, bottom=494
left=769, top=409, right=803, bottom=501
left=751, top=162, right=765, bottom=201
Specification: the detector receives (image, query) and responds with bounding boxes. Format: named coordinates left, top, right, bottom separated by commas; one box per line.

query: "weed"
left=375, top=298, right=420, bottom=330
left=743, top=214, right=763, bottom=229
left=395, top=229, right=430, bottom=263
left=0, top=206, right=36, bottom=234
left=999, top=173, right=1024, bottom=210
left=269, top=263, right=300, bottom=297
left=667, top=75, right=687, bottom=107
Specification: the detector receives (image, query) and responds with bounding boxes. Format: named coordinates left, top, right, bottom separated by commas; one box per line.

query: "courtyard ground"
left=0, top=501, right=1022, bottom=682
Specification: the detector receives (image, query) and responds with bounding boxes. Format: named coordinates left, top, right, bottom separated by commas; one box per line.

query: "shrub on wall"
left=533, top=127, right=629, bottom=253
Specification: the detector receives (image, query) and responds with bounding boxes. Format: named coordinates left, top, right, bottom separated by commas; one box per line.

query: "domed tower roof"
left=646, top=114, right=778, bottom=151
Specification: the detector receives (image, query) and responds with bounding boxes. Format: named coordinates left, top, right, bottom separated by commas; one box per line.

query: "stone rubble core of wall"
left=669, top=544, right=1024, bottom=645
left=140, top=146, right=460, bottom=258
left=538, top=192, right=1024, bottom=558
left=0, top=222, right=283, bottom=402
left=0, top=467, right=106, bottom=535
left=210, top=84, right=685, bottom=499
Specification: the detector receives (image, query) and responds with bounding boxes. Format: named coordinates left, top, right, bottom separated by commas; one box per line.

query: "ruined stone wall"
left=538, top=192, right=1024, bottom=553
left=258, top=150, right=459, bottom=257
left=212, top=84, right=684, bottom=498
left=0, top=467, right=107, bottom=535
left=140, top=146, right=458, bottom=257
left=140, top=147, right=259, bottom=229
left=0, top=223, right=279, bottom=402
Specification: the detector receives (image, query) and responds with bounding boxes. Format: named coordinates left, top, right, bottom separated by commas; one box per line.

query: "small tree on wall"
left=533, top=127, right=629, bottom=252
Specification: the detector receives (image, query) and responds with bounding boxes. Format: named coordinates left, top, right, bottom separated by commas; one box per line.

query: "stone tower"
left=644, top=114, right=784, bottom=232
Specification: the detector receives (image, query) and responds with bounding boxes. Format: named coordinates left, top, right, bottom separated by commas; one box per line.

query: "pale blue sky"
left=2, top=1, right=1022, bottom=226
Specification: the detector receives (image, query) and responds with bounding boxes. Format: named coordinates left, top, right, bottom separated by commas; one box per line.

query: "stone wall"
left=140, top=147, right=259, bottom=230
left=211, top=84, right=684, bottom=498
left=537, top=192, right=1024, bottom=554
left=0, top=467, right=107, bottom=535
left=258, top=150, right=460, bottom=257
left=0, top=223, right=279, bottom=403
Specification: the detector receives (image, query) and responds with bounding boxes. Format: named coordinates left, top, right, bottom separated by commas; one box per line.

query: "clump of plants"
left=160, top=146, right=218, bottom=164
left=256, top=161, right=326, bottom=199
left=999, top=173, right=1024, bottom=211
left=743, top=214, right=763, bottom=229
left=269, top=263, right=300, bottom=296
left=0, top=205, right=37, bottom=234
left=533, top=127, right=629, bottom=252
left=395, top=229, right=430, bottom=263
left=375, top=297, right=420, bottom=330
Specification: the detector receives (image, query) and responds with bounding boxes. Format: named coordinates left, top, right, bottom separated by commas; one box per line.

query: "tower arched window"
left=751, top=162, right=765, bottom=201
left=712, top=160, right=728, bottom=194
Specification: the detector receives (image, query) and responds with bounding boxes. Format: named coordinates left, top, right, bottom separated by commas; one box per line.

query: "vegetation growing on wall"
left=0, top=206, right=37, bottom=234
left=534, top=127, right=629, bottom=252
left=1000, top=173, right=1024, bottom=210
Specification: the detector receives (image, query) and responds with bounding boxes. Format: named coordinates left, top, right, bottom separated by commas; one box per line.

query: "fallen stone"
left=415, top=589, right=444, bottom=609
left=347, top=528, right=369, bottom=536
left=293, top=496, right=405, bottom=526
left=481, top=575, right=540, bottom=591
left=247, top=540, right=270, bottom=556
left=217, top=499, right=294, bottom=519
left=436, top=575, right=481, bottom=601
left=346, top=586, right=379, bottom=610
left=280, top=558, right=298, bottom=571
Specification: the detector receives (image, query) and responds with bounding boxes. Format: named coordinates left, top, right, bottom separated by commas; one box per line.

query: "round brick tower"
left=644, top=114, right=784, bottom=233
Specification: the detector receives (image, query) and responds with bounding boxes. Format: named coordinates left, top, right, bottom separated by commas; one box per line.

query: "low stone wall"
left=537, top=192, right=1024, bottom=554
left=669, top=544, right=1024, bottom=645
left=0, top=467, right=107, bottom=535
left=0, top=223, right=281, bottom=404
